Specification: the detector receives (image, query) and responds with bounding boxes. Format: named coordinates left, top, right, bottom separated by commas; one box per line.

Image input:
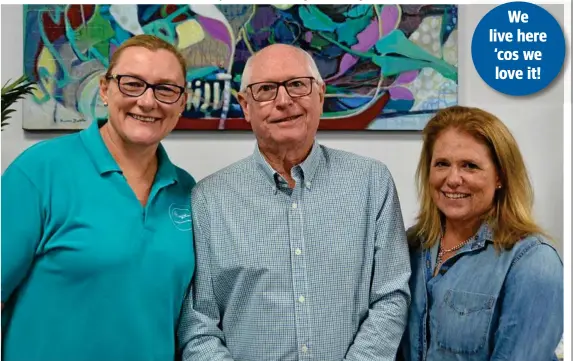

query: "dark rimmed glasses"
left=246, top=76, right=316, bottom=102
left=106, top=74, right=185, bottom=104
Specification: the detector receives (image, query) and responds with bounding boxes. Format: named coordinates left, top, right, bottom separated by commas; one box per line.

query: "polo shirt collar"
left=79, top=118, right=177, bottom=183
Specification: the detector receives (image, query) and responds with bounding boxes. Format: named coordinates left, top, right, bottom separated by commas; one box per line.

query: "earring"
left=496, top=185, right=502, bottom=189
left=103, top=101, right=108, bottom=107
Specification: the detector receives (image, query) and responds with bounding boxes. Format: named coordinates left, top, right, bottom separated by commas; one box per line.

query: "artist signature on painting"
left=58, top=118, right=87, bottom=123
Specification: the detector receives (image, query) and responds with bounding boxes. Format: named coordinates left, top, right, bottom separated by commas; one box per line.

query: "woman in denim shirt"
left=400, top=106, right=563, bottom=361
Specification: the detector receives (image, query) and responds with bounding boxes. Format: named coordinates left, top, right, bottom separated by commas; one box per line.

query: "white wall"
left=1, top=4, right=565, bottom=255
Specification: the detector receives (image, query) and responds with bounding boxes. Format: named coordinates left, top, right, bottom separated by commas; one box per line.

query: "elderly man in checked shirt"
left=178, top=44, right=411, bottom=361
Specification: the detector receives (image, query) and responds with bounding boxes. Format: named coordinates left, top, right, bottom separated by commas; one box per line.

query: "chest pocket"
left=436, top=289, right=496, bottom=354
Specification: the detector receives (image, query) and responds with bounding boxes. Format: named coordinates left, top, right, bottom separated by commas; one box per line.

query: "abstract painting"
left=23, top=4, right=458, bottom=130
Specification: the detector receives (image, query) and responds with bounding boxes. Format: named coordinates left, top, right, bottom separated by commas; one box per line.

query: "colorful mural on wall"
left=23, top=4, right=458, bottom=130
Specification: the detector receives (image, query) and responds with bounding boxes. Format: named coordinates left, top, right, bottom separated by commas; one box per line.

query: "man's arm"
left=178, top=185, right=235, bottom=361
left=344, top=163, right=411, bottom=361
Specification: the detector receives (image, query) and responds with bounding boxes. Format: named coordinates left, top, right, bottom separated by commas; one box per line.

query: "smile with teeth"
left=443, top=192, right=470, bottom=199
left=129, top=113, right=159, bottom=123
left=272, top=115, right=300, bottom=123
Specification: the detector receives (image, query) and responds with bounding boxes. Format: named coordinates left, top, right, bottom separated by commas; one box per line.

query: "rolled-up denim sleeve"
left=344, top=163, right=412, bottom=361
left=177, top=185, right=235, bottom=361
left=491, top=242, right=563, bottom=361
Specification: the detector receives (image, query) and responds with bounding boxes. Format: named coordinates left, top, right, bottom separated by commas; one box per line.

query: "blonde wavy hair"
left=409, top=105, right=547, bottom=250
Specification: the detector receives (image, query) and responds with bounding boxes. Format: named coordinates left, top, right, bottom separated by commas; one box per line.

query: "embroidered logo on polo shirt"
left=169, top=203, right=192, bottom=231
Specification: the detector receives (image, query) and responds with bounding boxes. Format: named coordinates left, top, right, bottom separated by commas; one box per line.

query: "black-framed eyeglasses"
left=105, top=74, right=185, bottom=104
left=246, top=76, right=316, bottom=102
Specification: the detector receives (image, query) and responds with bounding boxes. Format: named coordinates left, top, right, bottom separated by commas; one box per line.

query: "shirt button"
left=292, top=202, right=298, bottom=209
left=305, top=181, right=311, bottom=189
left=295, top=248, right=302, bottom=256
left=298, top=295, right=305, bottom=303
left=301, top=344, right=308, bottom=353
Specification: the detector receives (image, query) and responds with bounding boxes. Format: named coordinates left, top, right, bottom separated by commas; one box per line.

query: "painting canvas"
left=22, top=4, right=458, bottom=131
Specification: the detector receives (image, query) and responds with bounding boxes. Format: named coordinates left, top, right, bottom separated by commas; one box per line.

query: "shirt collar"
left=80, top=118, right=121, bottom=174
left=428, top=221, right=494, bottom=253
left=253, top=144, right=278, bottom=184
left=252, top=141, right=322, bottom=188
left=155, top=142, right=178, bottom=184
left=79, top=118, right=177, bottom=183
left=471, top=221, right=495, bottom=249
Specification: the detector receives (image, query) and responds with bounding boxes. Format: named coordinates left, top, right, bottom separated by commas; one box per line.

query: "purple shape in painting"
left=380, top=5, right=400, bottom=36
left=394, top=70, right=419, bottom=85
left=196, top=15, right=232, bottom=50
left=389, top=86, right=414, bottom=100
left=326, top=19, right=380, bottom=81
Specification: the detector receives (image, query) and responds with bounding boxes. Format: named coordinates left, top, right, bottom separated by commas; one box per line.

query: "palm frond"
left=1, top=75, right=37, bottom=129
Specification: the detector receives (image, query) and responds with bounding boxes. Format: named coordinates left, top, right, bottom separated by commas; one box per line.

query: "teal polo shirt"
left=1, top=119, right=196, bottom=361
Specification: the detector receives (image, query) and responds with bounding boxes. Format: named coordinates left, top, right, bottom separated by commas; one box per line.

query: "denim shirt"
left=401, top=223, right=563, bottom=361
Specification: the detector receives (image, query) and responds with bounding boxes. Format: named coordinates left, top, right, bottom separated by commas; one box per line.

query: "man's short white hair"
left=239, top=45, right=324, bottom=91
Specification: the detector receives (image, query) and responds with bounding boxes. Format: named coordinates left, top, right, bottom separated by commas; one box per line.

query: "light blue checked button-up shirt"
left=179, top=142, right=411, bottom=361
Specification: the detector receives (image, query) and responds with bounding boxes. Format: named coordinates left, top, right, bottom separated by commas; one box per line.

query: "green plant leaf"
left=2, top=108, right=16, bottom=121
left=1, top=74, right=37, bottom=127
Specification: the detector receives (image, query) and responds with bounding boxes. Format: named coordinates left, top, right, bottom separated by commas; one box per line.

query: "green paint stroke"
left=336, top=14, right=373, bottom=47
left=75, top=7, right=115, bottom=58
left=186, top=66, right=220, bottom=82
left=298, top=5, right=338, bottom=32
left=345, top=5, right=372, bottom=18
left=319, top=29, right=457, bottom=81
left=374, top=30, right=457, bottom=80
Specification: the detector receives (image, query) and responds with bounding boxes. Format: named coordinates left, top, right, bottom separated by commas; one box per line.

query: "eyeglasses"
left=106, top=74, right=185, bottom=104
left=246, top=77, right=316, bottom=102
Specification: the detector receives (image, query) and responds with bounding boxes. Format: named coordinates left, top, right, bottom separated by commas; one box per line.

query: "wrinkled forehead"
left=250, top=50, right=314, bottom=83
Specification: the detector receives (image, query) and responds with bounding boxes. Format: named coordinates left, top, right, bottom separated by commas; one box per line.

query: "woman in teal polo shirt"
left=2, top=34, right=196, bottom=361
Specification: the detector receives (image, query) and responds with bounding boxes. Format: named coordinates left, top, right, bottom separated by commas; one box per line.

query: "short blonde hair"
left=409, top=105, right=547, bottom=250
left=105, top=34, right=187, bottom=82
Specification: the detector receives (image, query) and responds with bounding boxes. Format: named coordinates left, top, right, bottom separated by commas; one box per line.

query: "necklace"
left=435, top=236, right=473, bottom=272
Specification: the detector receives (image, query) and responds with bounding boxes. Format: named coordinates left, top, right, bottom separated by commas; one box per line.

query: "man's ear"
left=238, top=91, right=251, bottom=123
left=318, top=82, right=326, bottom=115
